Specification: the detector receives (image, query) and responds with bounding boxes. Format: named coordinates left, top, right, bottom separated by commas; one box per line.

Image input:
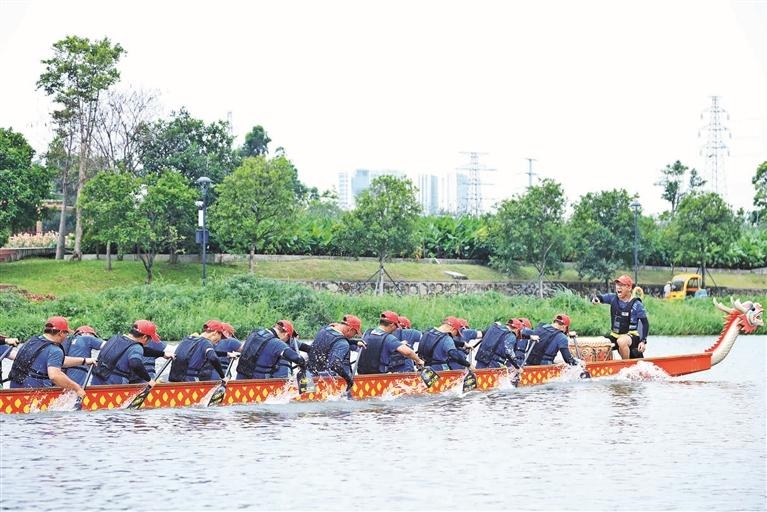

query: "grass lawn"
left=0, top=257, right=764, bottom=296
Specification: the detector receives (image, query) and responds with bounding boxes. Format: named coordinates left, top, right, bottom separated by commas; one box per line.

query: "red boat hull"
left=0, top=352, right=712, bottom=414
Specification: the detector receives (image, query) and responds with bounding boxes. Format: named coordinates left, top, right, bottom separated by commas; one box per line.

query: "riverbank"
left=0, top=272, right=763, bottom=341
left=1, top=257, right=765, bottom=296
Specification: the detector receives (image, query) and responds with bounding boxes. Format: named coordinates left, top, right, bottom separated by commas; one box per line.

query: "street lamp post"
left=630, top=200, right=641, bottom=286
left=195, top=176, right=212, bottom=286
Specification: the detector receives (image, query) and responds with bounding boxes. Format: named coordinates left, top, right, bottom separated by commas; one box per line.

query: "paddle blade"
left=296, top=369, right=317, bottom=394
left=207, top=381, right=227, bottom=406
left=126, top=385, right=152, bottom=410
left=462, top=369, right=477, bottom=392
left=418, top=366, right=439, bottom=388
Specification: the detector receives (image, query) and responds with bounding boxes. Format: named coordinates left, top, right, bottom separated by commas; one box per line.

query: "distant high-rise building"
left=456, top=173, right=470, bottom=214
left=337, top=168, right=406, bottom=210
left=417, top=174, right=440, bottom=214
left=350, top=169, right=371, bottom=201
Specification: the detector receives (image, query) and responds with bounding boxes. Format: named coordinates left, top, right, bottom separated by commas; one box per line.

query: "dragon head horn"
left=713, top=297, right=734, bottom=314
left=733, top=299, right=753, bottom=314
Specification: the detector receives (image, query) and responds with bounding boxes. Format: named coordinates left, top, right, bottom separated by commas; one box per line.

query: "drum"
left=568, top=337, right=613, bottom=362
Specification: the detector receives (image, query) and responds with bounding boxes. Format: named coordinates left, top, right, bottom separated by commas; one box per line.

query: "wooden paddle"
left=296, top=367, right=317, bottom=394
left=461, top=340, right=478, bottom=392
left=73, top=363, right=94, bottom=411
left=416, top=364, right=439, bottom=388
left=125, top=357, right=173, bottom=410
left=206, top=357, right=236, bottom=407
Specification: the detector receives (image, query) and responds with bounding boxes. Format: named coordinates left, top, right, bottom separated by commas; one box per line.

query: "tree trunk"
left=538, top=274, right=545, bottom=299
left=377, top=260, right=385, bottom=296
left=72, top=142, right=88, bottom=261
left=55, top=173, right=69, bottom=260
left=138, top=248, right=154, bottom=284
left=249, top=246, right=255, bottom=273
left=106, top=241, right=112, bottom=271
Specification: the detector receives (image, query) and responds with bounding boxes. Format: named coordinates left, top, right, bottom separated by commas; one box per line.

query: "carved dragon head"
left=713, top=297, right=764, bottom=334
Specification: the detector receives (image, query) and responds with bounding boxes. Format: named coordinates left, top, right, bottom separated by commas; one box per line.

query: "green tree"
left=655, top=160, right=706, bottom=214
left=569, top=189, right=637, bottom=284
left=78, top=171, right=141, bottom=269
left=209, top=156, right=298, bottom=272
left=752, top=161, right=767, bottom=224
left=129, top=171, right=197, bottom=283
left=137, top=108, right=238, bottom=184
left=239, top=125, right=271, bottom=157
left=490, top=179, right=566, bottom=297
left=670, top=192, right=740, bottom=285
left=0, top=128, right=55, bottom=246
left=337, top=175, right=422, bottom=293
left=37, top=35, right=125, bottom=260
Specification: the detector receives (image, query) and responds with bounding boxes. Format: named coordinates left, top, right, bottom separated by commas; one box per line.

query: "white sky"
left=1, top=0, right=765, bottom=215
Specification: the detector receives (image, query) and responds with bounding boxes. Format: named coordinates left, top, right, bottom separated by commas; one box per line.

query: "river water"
left=1, top=335, right=765, bottom=512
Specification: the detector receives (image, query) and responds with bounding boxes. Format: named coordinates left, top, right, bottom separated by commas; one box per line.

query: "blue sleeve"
left=86, top=335, right=104, bottom=351
left=503, top=334, right=517, bottom=358
left=328, top=342, right=353, bottom=387
left=45, top=346, right=64, bottom=369
left=461, top=329, right=480, bottom=341
left=599, top=293, right=616, bottom=304
left=127, top=344, right=145, bottom=364
left=632, top=301, right=648, bottom=320
left=558, top=337, right=577, bottom=365
left=385, top=335, right=403, bottom=355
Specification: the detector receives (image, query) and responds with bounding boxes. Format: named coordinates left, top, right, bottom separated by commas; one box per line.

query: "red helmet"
left=133, top=320, right=160, bottom=341
left=507, top=318, right=524, bottom=331
left=342, top=314, right=362, bottom=335
left=379, top=310, right=399, bottom=325
left=554, top=314, right=571, bottom=333
left=276, top=319, right=299, bottom=339
left=75, top=325, right=97, bottom=336
left=518, top=317, right=532, bottom=329
left=45, top=316, right=73, bottom=333
left=397, top=316, right=412, bottom=329
left=444, top=316, right=469, bottom=332
left=221, top=322, right=236, bottom=338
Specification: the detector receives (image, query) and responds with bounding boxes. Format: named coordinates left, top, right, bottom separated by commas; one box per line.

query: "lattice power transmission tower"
left=699, top=96, right=731, bottom=196
left=458, top=152, right=494, bottom=215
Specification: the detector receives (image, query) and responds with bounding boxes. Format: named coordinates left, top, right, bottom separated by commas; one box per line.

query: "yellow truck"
left=667, top=273, right=703, bottom=300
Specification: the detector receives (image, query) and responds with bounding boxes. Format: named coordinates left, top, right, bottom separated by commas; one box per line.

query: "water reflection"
left=1, top=335, right=764, bottom=511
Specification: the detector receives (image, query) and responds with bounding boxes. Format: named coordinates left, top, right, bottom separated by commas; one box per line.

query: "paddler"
left=306, top=314, right=365, bottom=396
left=357, top=311, right=423, bottom=374
left=63, top=325, right=105, bottom=386
left=169, top=320, right=237, bottom=382
left=235, top=319, right=307, bottom=379
left=6, top=317, right=95, bottom=399
left=91, top=320, right=170, bottom=385
left=416, top=316, right=475, bottom=371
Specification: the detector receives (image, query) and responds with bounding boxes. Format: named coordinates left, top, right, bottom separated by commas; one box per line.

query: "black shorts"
left=605, top=334, right=644, bottom=358
left=605, top=333, right=641, bottom=349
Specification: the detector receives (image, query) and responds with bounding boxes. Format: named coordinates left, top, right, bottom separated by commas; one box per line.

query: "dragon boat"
left=0, top=298, right=762, bottom=414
